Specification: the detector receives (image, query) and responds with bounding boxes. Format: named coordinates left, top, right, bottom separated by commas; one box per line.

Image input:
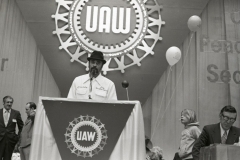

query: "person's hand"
left=233, top=143, right=240, bottom=146
left=30, top=110, right=36, bottom=116
left=233, top=137, right=240, bottom=146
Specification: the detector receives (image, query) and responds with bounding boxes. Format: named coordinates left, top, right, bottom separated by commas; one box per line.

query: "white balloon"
left=166, top=46, right=181, bottom=66
left=188, top=15, right=201, bottom=32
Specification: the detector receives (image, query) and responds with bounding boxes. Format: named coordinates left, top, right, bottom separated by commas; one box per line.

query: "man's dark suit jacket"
left=192, top=123, right=240, bottom=160
left=19, top=112, right=35, bottom=148
left=0, top=108, right=24, bottom=151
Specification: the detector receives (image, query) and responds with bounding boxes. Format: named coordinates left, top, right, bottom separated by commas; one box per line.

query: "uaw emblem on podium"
left=65, top=115, right=107, bottom=158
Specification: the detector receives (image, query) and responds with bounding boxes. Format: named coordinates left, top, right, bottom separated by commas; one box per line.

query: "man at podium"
left=67, top=51, right=117, bottom=100
left=192, top=105, right=240, bottom=160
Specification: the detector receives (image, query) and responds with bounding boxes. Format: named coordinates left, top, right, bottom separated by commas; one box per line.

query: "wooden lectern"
left=199, top=144, right=240, bottom=160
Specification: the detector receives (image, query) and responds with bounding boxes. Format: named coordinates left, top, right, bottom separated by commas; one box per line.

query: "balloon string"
left=126, top=88, right=129, bottom=101
left=151, top=32, right=194, bottom=140
left=151, top=66, right=172, bottom=140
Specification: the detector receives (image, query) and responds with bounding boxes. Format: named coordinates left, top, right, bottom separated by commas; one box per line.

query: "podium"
left=199, top=144, right=240, bottom=160
left=29, top=97, right=145, bottom=160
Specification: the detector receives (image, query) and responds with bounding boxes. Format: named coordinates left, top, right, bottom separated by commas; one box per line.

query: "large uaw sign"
left=69, top=0, right=147, bottom=57
left=42, top=100, right=134, bottom=160
left=53, top=0, right=165, bottom=74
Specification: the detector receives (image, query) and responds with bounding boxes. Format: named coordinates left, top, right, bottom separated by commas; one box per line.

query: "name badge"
left=95, top=87, right=107, bottom=97
left=76, top=86, right=88, bottom=95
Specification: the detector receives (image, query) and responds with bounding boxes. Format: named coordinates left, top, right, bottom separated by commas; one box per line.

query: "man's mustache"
left=90, top=66, right=98, bottom=72
left=90, top=67, right=98, bottom=76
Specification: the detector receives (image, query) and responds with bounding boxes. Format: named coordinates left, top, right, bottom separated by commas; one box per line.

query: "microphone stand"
left=126, top=88, right=129, bottom=101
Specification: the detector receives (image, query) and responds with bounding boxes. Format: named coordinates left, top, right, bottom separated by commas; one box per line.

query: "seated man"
left=192, top=105, right=240, bottom=160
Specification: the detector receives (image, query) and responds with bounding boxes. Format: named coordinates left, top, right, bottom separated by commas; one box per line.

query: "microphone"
left=122, top=80, right=129, bottom=100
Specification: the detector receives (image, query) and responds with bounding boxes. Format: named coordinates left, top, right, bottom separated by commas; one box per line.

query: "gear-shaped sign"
left=65, top=115, right=107, bottom=158
left=53, top=0, right=165, bottom=74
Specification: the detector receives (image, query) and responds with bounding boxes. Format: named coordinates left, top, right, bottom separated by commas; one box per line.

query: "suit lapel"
left=0, top=109, right=4, bottom=126
left=25, top=118, right=31, bottom=125
left=212, top=123, right=221, bottom=143
left=7, top=109, right=14, bottom=127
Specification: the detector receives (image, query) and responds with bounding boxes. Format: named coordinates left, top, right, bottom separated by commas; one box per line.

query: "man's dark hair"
left=26, top=102, right=37, bottom=110
left=3, top=96, right=14, bottom=103
left=145, top=136, right=153, bottom=152
left=220, top=105, right=237, bottom=115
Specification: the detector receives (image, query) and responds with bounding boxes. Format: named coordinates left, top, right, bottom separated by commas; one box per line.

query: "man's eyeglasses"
left=221, top=114, right=236, bottom=122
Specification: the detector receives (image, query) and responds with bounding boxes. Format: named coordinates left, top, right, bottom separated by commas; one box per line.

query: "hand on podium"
left=233, top=137, right=240, bottom=146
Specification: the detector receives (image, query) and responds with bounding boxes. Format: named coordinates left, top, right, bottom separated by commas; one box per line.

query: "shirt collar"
left=83, top=73, right=103, bottom=86
left=3, top=108, right=11, bottom=113
left=220, top=123, right=229, bottom=136
left=94, top=73, right=103, bottom=84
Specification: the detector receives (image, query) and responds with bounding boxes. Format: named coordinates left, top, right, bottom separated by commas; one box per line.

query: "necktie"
left=89, top=78, right=93, bottom=92
left=89, top=78, right=93, bottom=99
left=221, top=130, right=227, bottom=144
left=4, top=110, right=9, bottom=126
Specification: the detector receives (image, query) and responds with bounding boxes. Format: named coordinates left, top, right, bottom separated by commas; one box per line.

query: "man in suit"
left=0, top=96, right=24, bottom=160
left=18, top=102, right=36, bottom=160
left=192, top=105, right=240, bottom=160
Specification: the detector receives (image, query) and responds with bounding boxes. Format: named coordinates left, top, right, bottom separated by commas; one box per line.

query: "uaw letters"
left=77, top=131, right=96, bottom=141
left=86, top=6, right=131, bottom=34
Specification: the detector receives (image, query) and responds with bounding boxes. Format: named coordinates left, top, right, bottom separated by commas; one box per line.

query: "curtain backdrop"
left=0, top=0, right=60, bottom=121
left=33, top=49, right=61, bottom=103
left=142, top=0, right=240, bottom=159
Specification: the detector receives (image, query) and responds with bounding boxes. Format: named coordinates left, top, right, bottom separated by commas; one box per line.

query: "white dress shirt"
left=3, top=108, right=11, bottom=126
left=68, top=73, right=117, bottom=100
left=220, top=123, right=229, bottom=137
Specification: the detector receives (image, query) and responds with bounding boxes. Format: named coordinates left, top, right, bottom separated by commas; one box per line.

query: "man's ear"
left=219, top=113, right=222, bottom=119
left=100, top=62, right=104, bottom=70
